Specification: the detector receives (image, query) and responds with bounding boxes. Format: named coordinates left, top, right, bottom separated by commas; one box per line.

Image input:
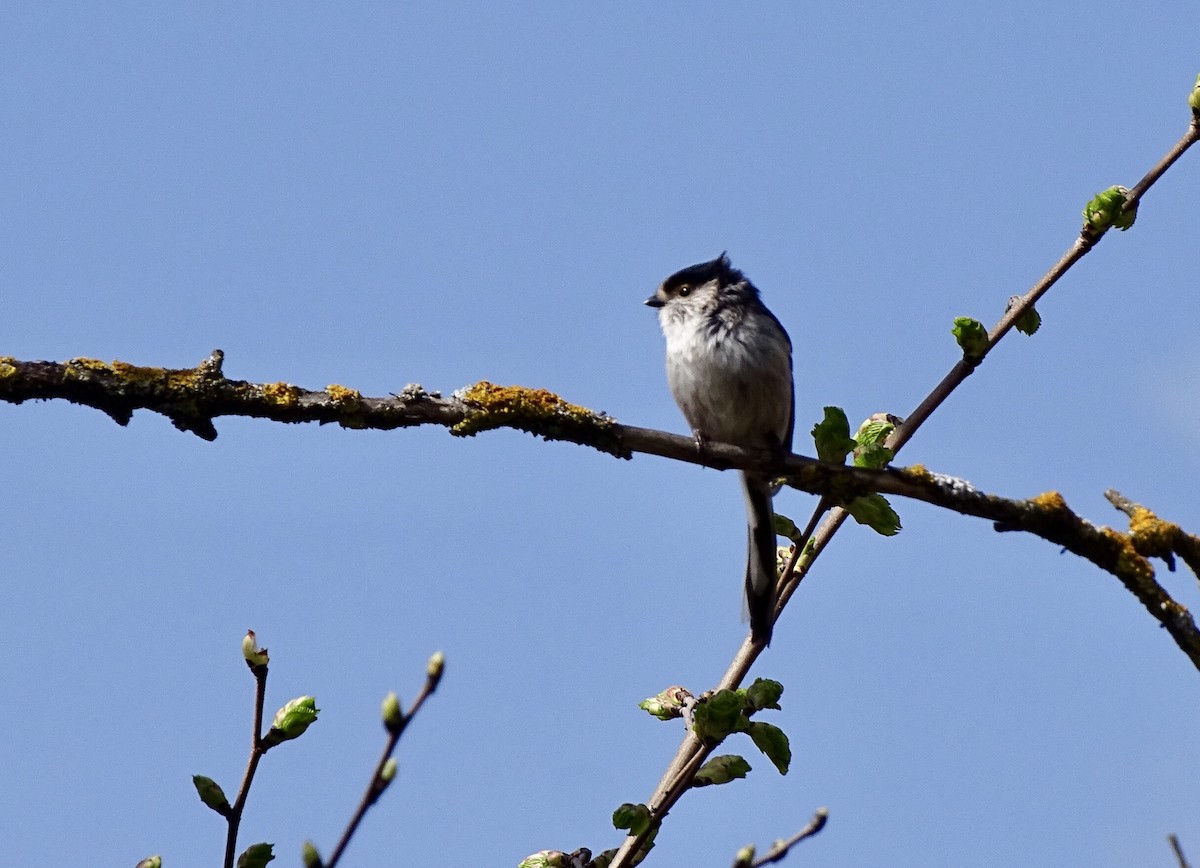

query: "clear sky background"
left=2, top=5, right=1198, bottom=867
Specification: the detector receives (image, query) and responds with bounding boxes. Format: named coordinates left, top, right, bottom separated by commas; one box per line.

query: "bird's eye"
left=677, top=284, right=691, bottom=297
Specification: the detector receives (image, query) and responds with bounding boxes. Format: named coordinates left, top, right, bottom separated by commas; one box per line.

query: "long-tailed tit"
left=646, top=254, right=794, bottom=645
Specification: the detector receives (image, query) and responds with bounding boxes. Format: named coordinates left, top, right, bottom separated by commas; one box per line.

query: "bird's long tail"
left=740, top=470, right=779, bottom=645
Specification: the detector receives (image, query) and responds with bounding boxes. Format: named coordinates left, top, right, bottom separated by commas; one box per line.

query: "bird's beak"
left=644, top=294, right=665, bottom=309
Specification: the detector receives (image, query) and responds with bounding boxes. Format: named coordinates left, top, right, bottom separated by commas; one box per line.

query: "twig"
left=322, top=653, right=445, bottom=868
left=744, top=807, right=829, bottom=867
left=607, top=100, right=1200, bottom=868
left=1170, top=833, right=1192, bottom=868
left=1105, top=489, right=1200, bottom=580
left=224, top=660, right=270, bottom=868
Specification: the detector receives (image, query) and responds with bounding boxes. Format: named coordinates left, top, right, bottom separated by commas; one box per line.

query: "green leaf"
left=692, top=754, right=752, bottom=786
left=853, top=415, right=894, bottom=449
left=236, top=843, right=275, bottom=868
left=747, top=722, right=792, bottom=775
left=1014, top=305, right=1041, bottom=336
left=135, top=858, right=163, bottom=868
left=773, top=512, right=800, bottom=542
left=612, top=802, right=652, bottom=837
left=745, top=678, right=784, bottom=711
left=812, top=407, right=855, bottom=464
left=692, top=689, right=749, bottom=742
left=853, top=442, right=894, bottom=469
left=192, top=775, right=231, bottom=816
left=1083, top=185, right=1136, bottom=232
left=852, top=414, right=896, bottom=469
left=263, top=696, right=319, bottom=746
left=1190, top=72, right=1200, bottom=111
left=951, top=317, right=988, bottom=358
left=847, top=494, right=902, bottom=536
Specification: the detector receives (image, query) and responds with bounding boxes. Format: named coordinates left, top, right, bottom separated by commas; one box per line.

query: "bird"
left=645, top=253, right=794, bottom=645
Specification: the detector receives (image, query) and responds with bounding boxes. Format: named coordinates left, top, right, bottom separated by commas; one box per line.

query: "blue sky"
left=2, top=4, right=1198, bottom=866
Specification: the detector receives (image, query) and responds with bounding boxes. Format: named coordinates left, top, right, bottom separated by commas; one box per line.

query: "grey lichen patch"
left=396, top=383, right=437, bottom=401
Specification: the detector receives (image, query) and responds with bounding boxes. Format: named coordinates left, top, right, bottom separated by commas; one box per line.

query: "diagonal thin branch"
left=606, top=103, right=1200, bottom=868
left=323, top=653, right=444, bottom=868
left=743, top=807, right=828, bottom=867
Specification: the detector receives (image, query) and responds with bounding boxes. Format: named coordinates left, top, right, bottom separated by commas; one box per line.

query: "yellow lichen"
left=111, top=360, right=172, bottom=387
left=0, top=357, right=16, bottom=380
left=459, top=381, right=593, bottom=421
left=903, top=463, right=932, bottom=482
left=453, top=380, right=626, bottom=457
left=1029, top=491, right=1068, bottom=513
left=1127, top=506, right=1177, bottom=557
left=262, top=381, right=301, bottom=407
left=1101, top=526, right=1155, bottom=583
left=64, top=357, right=112, bottom=380
left=326, top=384, right=362, bottom=404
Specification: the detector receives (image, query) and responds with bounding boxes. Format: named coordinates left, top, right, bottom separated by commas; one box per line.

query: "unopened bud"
left=381, top=691, right=403, bottom=731
left=517, top=852, right=568, bottom=868
left=381, top=757, right=398, bottom=784
left=192, top=774, right=231, bottom=816
left=302, top=841, right=323, bottom=868
left=732, top=844, right=756, bottom=867
left=426, top=650, right=445, bottom=689
left=242, top=630, right=269, bottom=667
left=638, top=685, right=694, bottom=721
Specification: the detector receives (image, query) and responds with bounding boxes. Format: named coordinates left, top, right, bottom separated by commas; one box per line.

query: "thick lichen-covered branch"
left=0, top=351, right=628, bottom=455
left=876, top=469, right=1200, bottom=670
left=4, top=350, right=1200, bottom=668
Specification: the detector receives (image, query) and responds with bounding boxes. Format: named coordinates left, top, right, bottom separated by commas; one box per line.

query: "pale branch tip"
left=746, top=807, right=829, bottom=868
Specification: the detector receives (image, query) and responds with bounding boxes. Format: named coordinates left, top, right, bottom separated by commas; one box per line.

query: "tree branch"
left=606, top=98, right=1200, bottom=868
